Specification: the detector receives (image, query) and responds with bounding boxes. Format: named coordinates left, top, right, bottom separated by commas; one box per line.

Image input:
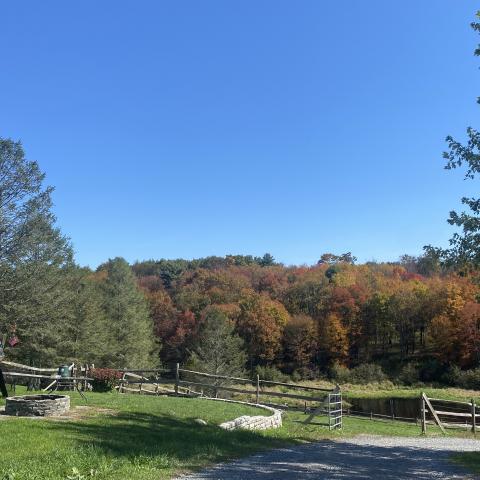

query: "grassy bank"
left=341, top=385, right=480, bottom=403
left=0, top=388, right=460, bottom=480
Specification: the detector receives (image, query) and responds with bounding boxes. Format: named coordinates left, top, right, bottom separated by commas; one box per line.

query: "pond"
left=347, top=396, right=421, bottom=421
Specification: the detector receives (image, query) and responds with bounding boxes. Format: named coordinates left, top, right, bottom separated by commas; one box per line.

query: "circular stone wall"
left=5, top=394, right=70, bottom=417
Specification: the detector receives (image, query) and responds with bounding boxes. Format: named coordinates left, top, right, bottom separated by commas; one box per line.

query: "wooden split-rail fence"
left=420, top=392, right=477, bottom=434
left=0, top=359, right=93, bottom=399
left=117, top=364, right=343, bottom=430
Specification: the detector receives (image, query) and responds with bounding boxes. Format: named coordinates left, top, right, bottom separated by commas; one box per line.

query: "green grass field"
left=0, top=388, right=475, bottom=480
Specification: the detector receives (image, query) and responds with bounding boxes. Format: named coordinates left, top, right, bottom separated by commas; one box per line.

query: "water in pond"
left=347, top=397, right=420, bottom=421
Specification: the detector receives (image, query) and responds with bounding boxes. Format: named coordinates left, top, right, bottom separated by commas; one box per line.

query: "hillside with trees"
left=1, top=137, right=479, bottom=390
left=0, top=136, right=479, bottom=388
left=131, top=253, right=480, bottom=386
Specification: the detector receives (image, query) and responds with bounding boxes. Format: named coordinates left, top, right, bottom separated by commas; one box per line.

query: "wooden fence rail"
left=421, top=392, right=477, bottom=434
left=118, top=363, right=342, bottom=430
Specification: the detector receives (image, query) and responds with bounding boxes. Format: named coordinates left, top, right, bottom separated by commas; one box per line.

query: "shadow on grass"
left=46, top=410, right=292, bottom=466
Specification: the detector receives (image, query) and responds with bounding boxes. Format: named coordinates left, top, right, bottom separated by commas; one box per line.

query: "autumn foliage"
left=134, top=254, right=480, bottom=381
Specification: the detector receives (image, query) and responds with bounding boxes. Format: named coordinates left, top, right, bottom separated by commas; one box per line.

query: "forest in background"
left=4, top=229, right=480, bottom=389
left=1, top=129, right=480, bottom=389
left=3, top=11, right=480, bottom=391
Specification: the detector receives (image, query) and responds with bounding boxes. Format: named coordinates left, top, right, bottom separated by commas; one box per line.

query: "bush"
left=329, top=363, right=351, bottom=383
left=90, top=368, right=122, bottom=392
left=445, top=366, right=480, bottom=390
left=330, top=363, right=387, bottom=384
left=290, top=370, right=302, bottom=383
left=397, top=363, right=421, bottom=386
left=350, top=363, right=387, bottom=383
left=418, top=358, right=444, bottom=383
left=254, top=365, right=289, bottom=383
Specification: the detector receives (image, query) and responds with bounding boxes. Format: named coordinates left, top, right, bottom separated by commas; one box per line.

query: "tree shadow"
left=46, top=410, right=289, bottom=466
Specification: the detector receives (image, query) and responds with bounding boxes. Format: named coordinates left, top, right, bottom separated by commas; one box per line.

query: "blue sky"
left=1, top=1, right=479, bottom=267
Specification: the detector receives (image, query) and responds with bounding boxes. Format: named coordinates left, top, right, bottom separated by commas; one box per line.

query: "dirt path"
left=178, top=435, right=480, bottom=479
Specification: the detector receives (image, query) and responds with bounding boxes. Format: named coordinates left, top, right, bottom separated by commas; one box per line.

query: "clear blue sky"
left=1, top=1, right=479, bottom=267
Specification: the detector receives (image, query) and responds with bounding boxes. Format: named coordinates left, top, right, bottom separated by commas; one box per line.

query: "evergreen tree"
left=0, top=138, right=73, bottom=365
left=190, top=307, right=246, bottom=387
left=101, top=257, right=158, bottom=368
left=57, top=268, right=112, bottom=366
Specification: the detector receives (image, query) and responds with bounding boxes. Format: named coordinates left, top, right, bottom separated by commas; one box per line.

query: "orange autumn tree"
left=282, top=314, right=317, bottom=374
left=236, top=292, right=290, bottom=365
left=318, top=313, right=349, bottom=365
left=428, top=280, right=478, bottom=365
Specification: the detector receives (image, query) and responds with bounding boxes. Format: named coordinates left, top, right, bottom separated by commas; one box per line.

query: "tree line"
left=0, top=138, right=479, bottom=387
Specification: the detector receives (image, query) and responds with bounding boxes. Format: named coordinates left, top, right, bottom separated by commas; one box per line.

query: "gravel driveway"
left=178, top=435, right=480, bottom=479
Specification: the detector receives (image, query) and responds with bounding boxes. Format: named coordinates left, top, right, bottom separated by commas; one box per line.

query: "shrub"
left=349, top=363, right=387, bottom=383
left=254, top=365, right=289, bottom=383
left=290, top=370, right=302, bottom=383
left=90, top=368, right=122, bottom=392
left=329, top=363, right=351, bottom=383
left=418, top=358, right=444, bottom=383
left=445, top=366, right=480, bottom=390
left=330, top=363, right=387, bottom=384
left=397, top=363, right=421, bottom=386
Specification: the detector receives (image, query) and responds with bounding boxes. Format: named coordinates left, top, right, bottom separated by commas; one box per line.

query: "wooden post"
left=119, top=372, right=126, bottom=394
left=421, top=394, right=426, bottom=434
left=84, top=365, right=88, bottom=391
left=328, top=393, right=332, bottom=430
left=423, top=393, right=446, bottom=434
left=175, top=363, right=179, bottom=395
left=255, top=375, right=260, bottom=404
left=0, top=369, right=8, bottom=398
left=390, top=399, right=394, bottom=421
left=472, top=399, right=476, bottom=435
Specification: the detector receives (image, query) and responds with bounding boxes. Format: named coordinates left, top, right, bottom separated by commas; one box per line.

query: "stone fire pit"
left=5, top=394, right=70, bottom=417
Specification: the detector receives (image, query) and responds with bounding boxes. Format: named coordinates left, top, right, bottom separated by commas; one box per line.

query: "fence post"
left=472, top=399, right=476, bottom=435
left=256, top=375, right=260, bottom=404
left=175, top=363, right=179, bottom=395
left=421, top=393, right=426, bottom=434
left=0, top=369, right=7, bottom=398
left=328, top=393, right=332, bottom=430
left=120, top=372, right=126, bottom=394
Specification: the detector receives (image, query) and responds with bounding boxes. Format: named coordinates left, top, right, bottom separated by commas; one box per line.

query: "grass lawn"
left=0, top=389, right=475, bottom=480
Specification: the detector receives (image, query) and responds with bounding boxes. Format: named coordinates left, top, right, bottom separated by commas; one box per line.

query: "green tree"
left=258, top=253, right=276, bottom=267
left=190, top=307, right=246, bottom=390
left=101, top=258, right=158, bottom=368
left=318, top=252, right=357, bottom=265
left=428, top=13, right=480, bottom=267
left=57, top=268, right=112, bottom=366
left=0, top=138, right=73, bottom=365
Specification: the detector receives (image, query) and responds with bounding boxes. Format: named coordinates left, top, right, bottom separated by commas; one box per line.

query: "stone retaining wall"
left=210, top=400, right=282, bottom=431
left=5, top=394, right=70, bottom=417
